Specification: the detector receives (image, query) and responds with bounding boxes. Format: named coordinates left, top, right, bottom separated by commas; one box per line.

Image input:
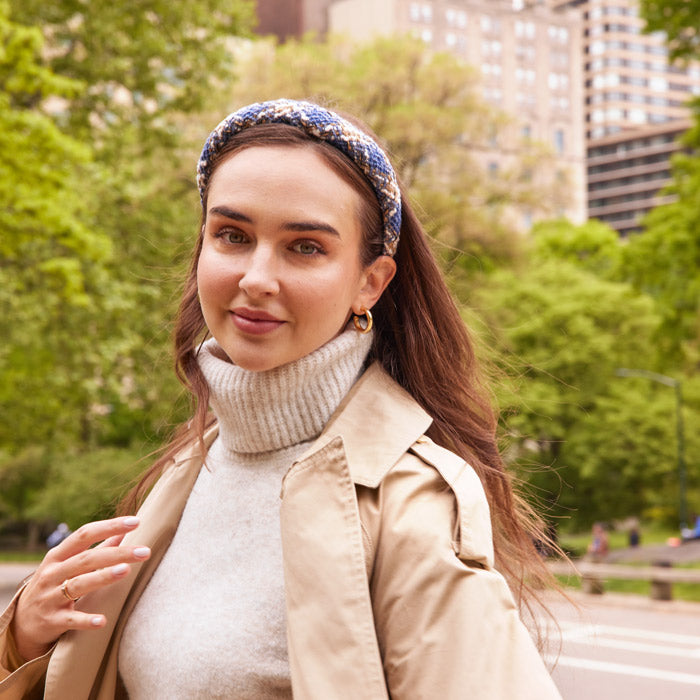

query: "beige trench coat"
left=0, top=363, right=561, bottom=699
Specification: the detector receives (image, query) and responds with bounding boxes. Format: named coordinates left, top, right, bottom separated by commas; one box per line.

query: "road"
left=542, top=592, right=700, bottom=699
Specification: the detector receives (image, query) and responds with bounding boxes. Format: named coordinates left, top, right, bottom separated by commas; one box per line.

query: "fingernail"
left=91, top=616, right=104, bottom=627
left=133, top=547, right=150, bottom=559
left=123, top=516, right=140, bottom=528
left=112, top=563, right=128, bottom=576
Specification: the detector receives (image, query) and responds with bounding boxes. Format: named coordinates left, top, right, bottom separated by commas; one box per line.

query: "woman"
left=0, top=99, right=561, bottom=699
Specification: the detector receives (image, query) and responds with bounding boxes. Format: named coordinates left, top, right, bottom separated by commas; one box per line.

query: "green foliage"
left=27, top=446, right=148, bottom=526
left=0, top=447, right=50, bottom=521
left=472, top=257, right=684, bottom=526
left=621, top=150, right=700, bottom=368
left=531, top=218, right=622, bottom=279
left=9, top=0, right=256, bottom=142
left=640, top=0, right=700, bottom=62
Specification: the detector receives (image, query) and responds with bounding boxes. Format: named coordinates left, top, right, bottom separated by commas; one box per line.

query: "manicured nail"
left=123, top=517, right=140, bottom=528
left=91, top=616, right=104, bottom=627
left=133, top=547, right=150, bottom=559
left=112, top=563, right=128, bottom=576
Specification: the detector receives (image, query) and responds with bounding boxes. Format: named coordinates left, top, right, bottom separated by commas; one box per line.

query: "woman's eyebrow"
left=282, top=221, right=340, bottom=237
left=208, top=206, right=339, bottom=237
left=208, top=205, right=252, bottom=222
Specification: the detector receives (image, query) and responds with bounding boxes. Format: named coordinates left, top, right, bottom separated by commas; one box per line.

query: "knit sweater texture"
left=118, top=329, right=372, bottom=699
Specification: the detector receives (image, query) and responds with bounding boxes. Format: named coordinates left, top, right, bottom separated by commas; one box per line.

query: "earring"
left=352, top=307, right=373, bottom=334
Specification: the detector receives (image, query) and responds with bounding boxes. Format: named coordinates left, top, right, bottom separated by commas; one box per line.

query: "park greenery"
left=1, top=0, right=699, bottom=549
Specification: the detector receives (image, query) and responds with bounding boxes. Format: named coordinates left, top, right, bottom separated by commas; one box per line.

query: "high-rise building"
left=256, top=0, right=339, bottom=40
left=549, top=0, right=700, bottom=139
left=548, top=0, right=700, bottom=232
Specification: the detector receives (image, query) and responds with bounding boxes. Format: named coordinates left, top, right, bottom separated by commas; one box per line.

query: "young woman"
left=0, top=99, right=562, bottom=699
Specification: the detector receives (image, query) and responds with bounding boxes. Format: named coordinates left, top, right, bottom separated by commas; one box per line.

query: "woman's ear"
left=353, top=255, right=397, bottom=312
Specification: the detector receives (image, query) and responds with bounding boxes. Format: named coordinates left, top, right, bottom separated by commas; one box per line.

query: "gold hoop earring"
left=352, top=308, right=373, bottom=334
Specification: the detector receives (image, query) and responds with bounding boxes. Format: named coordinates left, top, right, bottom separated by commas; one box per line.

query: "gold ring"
left=60, top=578, right=81, bottom=602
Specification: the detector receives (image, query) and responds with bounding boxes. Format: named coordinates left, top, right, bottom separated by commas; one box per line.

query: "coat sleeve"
left=364, top=445, right=561, bottom=700
left=0, top=585, right=52, bottom=700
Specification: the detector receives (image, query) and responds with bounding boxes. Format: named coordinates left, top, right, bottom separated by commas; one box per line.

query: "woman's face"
left=197, top=145, right=395, bottom=371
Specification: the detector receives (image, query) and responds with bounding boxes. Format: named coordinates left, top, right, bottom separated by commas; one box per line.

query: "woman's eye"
left=292, top=240, right=322, bottom=255
left=216, top=229, right=247, bottom=245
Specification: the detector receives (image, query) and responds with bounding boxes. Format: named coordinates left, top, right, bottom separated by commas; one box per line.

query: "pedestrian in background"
left=1, top=99, right=562, bottom=699
left=45, top=523, right=71, bottom=550
left=588, top=522, right=610, bottom=561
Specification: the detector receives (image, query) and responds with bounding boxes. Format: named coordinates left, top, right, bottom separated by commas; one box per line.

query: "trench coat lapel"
left=280, top=363, right=431, bottom=699
left=44, top=430, right=216, bottom=700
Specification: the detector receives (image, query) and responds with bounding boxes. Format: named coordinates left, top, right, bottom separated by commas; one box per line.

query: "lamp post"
left=616, top=368, right=687, bottom=530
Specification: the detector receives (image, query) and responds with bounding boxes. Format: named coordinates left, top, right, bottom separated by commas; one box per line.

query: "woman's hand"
left=9, top=516, right=151, bottom=662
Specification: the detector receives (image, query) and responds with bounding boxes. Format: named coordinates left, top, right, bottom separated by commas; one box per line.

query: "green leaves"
left=640, top=0, right=700, bottom=62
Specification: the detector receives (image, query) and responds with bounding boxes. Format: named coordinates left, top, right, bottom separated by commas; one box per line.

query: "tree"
left=620, top=145, right=700, bottom=369
left=0, top=2, right=120, bottom=452
left=640, top=1, right=700, bottom=62
left=9, top=0, right=256, bottom=143
left=470, top=258, right=684, bottom=527
left=530, top=218, right=622, bottom=279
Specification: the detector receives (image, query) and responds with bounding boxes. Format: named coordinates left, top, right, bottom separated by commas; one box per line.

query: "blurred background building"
left=256, top=0, right=700, bottom=234
left=548, top=0, right=700, bottom=233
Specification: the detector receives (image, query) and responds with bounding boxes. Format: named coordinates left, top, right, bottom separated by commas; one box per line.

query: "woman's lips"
left=230, top=307, right=285, bottom=335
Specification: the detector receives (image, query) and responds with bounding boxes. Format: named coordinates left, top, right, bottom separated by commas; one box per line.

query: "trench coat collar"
left=293, top=362, right=433, bottom=486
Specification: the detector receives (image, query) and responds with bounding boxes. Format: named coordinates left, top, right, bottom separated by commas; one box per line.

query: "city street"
left=543, top=592, right=700, bottom=699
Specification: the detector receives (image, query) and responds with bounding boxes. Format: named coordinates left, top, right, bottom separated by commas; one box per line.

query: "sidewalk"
left=0, top=563, right=37, bottom=603
left=606, top=538, right=700, bottom=564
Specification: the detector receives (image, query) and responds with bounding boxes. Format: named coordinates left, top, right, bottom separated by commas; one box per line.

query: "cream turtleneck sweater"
left=118, top=329, right=373, bottom=699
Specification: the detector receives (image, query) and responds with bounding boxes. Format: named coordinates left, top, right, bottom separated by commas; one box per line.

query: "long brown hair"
left=120, top=119, right=558, bottom=618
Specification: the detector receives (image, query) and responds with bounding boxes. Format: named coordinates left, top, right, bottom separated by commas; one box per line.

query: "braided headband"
left=196, top=99, right=401, bottom=257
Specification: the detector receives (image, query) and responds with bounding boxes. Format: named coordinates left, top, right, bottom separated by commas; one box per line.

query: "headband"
left=196, top=99, right=401, bottom=256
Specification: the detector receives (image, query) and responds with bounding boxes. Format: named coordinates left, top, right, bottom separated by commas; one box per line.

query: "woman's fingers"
left=58, top=544, right=151, bottom=584
left=98, top=533, right=126, bottom=549
left=49, top=516, right=141, bottom=562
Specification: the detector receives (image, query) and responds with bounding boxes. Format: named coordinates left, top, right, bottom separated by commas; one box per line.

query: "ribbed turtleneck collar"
left=197, top=329, right=373, bottom=455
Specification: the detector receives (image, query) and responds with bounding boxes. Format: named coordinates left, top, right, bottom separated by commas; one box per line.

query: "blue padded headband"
left=196, top=99, right=402, bottom=257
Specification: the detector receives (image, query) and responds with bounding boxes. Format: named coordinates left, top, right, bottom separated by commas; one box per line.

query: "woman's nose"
left=238, top=247, right=280, bottom=297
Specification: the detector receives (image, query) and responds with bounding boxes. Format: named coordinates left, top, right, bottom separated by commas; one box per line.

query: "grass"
left=0, top=551, right=44, bottom=563
left=559, top=526, right=678, bottom=558
left=555, top=574, right=700, bottom=601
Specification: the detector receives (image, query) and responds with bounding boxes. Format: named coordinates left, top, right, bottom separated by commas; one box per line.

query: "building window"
left=481, top=15, right=501, bottom=34
left=516, top=67, right=536, bottom=85
left=628, top=109, right=647, bottom=124
left=410, top=3, right=432, bottom=23
left=482, top=40, right=502, bottom=56
left=445, top=8, right=466, bottom=27
left=516, top=44, right=536, bottom=61
left=649, top=76, right=668, bottom=92
left=521, top=124, right=532, bottom=139
left=515, top=20, right=535, bottom=40
left=488, top=161, right=499, bottom=178
left=482, top=63, right=502, bottom=79
left=553, top=128, right=565, bottom=154
left=548, top=72, right=569, bottom=90
left=548, top=25, right=569, bottom=43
